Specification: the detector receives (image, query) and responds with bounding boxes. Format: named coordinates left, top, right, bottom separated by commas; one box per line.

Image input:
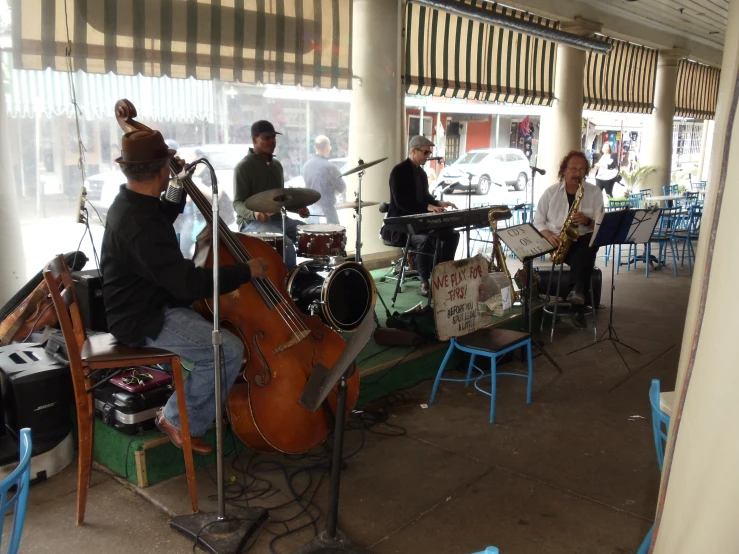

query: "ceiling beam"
left=500, top=0, right=724, bottom=67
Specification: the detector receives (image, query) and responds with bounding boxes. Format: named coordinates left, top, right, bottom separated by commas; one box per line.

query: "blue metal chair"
left=602, top=202, right=633, bottom=272
left=636, top=380, right=671, bottom=554
left=0, top=428, right=32, bottom=554
left=471, top=548, right=500, bottom=554
left=647, top=207, right=682, bottom=277
left=629, top=193, right=642, bottom=208
left=430, top=329, right=533, bottom=423
left=672, top=205, right=702, bottom=275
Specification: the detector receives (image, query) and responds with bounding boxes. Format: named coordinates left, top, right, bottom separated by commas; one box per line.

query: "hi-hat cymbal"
left=335, top=200, right=380, bottom=210
left=244, top=187, right=321, bottom=213
left=340, top=157, right=388, bottom=177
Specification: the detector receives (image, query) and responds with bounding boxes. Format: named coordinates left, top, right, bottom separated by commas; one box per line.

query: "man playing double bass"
left=100, top=130, right=269, bottom=455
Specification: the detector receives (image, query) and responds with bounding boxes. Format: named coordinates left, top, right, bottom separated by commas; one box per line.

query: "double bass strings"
left=170, top=160, right=308, bottom=338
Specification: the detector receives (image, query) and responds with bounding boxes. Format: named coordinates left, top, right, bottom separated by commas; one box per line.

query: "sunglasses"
left=417, top=149, right=433, bottom=156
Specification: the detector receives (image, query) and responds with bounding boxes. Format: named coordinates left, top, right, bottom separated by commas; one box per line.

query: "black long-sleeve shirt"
left=100, top=185, right=252, bottom=346
left=380, top=158, right=439, bottom=245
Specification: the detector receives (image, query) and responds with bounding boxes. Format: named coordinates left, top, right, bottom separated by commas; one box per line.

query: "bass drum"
left=286, top=261, right=376, bottom=332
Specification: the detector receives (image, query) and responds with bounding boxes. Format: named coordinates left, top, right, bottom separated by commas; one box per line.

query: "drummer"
left=233, top=120, right=310, bottom=269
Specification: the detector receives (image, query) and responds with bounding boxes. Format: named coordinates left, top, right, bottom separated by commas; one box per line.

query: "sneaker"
left=566, top=290, right=585, bottom=305
left=571, top=309, right=587, bottom=329
left=419, top=281, right=430, bottom=297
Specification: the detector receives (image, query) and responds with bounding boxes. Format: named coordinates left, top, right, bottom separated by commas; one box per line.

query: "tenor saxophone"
left=551, top=180, right=584, bottom=265
left=487, top=207, right=517, bottom=301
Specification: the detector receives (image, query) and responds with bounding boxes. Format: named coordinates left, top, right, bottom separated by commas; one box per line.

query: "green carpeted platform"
left=92, top=267, right=543, bottom=487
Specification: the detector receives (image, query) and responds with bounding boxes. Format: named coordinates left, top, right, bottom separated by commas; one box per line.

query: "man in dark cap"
left=100, top=129, right=269, bottom=455
left=380, top=135, right=458, bottom=297
left=233, top=120, right=310, bottom=269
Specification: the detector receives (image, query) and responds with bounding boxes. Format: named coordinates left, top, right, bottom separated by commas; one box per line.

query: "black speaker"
left=537, top=266, right=602, bottom=307
left=0, top=344, right=73, bottom=455
left=72, top=269, right=108, bottom=332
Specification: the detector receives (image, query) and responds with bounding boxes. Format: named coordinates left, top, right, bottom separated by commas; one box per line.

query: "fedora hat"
left=116, top=130, right=175, bottom=165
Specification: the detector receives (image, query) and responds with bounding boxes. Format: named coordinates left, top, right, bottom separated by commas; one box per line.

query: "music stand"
left=567, top=208, right=661, bottom=370
left=497, top=223, right=562, bottom=374
left=293, top=309, right=375, bottom=554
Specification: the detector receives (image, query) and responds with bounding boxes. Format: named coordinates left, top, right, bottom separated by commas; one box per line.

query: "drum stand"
left=281, top=206, right=289, bottom=262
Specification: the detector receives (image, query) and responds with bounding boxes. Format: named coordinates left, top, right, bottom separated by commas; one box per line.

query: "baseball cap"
left=251, top=120, right=282, bottom=138
left=409, top=135, right=434, bottom=149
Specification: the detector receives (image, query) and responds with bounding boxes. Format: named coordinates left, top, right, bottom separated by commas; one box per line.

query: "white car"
left=436, top=148, right=532, bottom=195
left=86, top=143, right=251, bottom=222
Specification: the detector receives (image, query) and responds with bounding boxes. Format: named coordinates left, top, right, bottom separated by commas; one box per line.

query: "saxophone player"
left=534, top=151, right=604, bottom=328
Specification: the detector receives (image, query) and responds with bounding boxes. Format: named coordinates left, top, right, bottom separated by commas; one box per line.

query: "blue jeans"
left=240, top=217, right=302, bottom=269
left=144, top=307, right=243, bottom=437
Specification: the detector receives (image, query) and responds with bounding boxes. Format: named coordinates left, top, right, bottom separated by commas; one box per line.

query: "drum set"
left=241, top=158, right=386, bottom=333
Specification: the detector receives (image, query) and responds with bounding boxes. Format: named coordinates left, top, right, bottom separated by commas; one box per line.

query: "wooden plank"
left=135, top=450, right=148, bottom=488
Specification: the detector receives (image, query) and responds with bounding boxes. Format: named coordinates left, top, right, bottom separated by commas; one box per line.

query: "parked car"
left=435, top=148, right=532, bottom=195
left=87, top=143, right=251, bottom=222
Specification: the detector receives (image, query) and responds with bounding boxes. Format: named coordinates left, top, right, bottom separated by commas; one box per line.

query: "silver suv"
left=436, top=148, right=532, bottom=195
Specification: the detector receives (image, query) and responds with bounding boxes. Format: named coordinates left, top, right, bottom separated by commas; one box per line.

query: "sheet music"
left=498, top=223, right=555, bottom=261
left=589, top=208, right=661, bottom=247
left=626, top=209, right=661, bottom=243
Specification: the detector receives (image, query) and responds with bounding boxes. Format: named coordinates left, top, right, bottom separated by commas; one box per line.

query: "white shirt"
left=534, top=181, right=605, bottom=236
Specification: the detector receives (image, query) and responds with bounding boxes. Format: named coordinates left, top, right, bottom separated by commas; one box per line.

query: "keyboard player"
left=380, top=136, right=459, bottom=297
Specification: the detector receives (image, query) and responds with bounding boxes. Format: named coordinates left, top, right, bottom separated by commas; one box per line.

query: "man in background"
left=302, top=135, right=346, bottom=225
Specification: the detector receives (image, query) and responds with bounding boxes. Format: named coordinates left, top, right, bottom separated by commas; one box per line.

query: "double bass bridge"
left=272, top=329, right=311, bottom=354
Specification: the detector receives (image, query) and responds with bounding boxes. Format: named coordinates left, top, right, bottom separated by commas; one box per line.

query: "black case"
left=71, top=270, right=108, bottom=332
left=94, top=383, right=172, bottom=435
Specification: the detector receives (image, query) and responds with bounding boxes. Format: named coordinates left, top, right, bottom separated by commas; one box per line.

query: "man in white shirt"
left=534, top=151, right=604, bottom=328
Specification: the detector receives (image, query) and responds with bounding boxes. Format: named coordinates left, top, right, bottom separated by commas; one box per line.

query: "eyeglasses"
left=418, top=149, right=433, bottom=156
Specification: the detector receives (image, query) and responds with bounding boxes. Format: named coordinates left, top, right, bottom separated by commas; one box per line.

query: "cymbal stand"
left=280, top=205, right=288, bottom=262
left=354, top=161, right=366, bottom=264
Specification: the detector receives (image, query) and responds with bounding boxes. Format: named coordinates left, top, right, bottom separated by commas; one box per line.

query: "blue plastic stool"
left=471, top=548, right=500, bottom=554
left=0, top=428, right=32, bottom=554
left=430, top=328, right=533, bottom=423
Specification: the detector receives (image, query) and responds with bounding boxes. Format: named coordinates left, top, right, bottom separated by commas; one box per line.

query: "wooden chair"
left=42, top=254, right=197, bottom=525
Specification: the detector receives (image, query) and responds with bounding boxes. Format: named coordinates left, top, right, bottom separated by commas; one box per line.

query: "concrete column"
left=641, top=48, right=688, bottom=193
left=697, top=119, right=710, bottom=182
left=0, top=62, right=26, bottom=304
left=653, top=0, right=739, bottom=551
left=539, top=18, right=601, bottom=199
left=347, top=0, right=404, bottom=261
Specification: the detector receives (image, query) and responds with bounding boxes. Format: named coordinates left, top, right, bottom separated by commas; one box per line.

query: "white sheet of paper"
left=498, top=224, right=554, bottom=260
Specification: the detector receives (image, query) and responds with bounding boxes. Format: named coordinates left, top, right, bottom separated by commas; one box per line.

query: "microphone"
left=531, top=166, right=546, bottom=175
left=428, top=156, right=444, bottom=163
left=164, top=164, right=195, bottom=203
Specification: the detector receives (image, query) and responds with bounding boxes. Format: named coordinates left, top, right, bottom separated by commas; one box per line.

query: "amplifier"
left=537, top=266, right=602, bottom=307
left=72, top=269, right=108, bottom=332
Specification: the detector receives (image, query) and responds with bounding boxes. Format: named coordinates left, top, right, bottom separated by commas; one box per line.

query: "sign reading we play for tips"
left=431, top=255, right=489, bottom=341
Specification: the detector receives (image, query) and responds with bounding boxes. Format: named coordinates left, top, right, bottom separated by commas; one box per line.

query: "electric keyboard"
left=382, top=206, right=509, bottom=234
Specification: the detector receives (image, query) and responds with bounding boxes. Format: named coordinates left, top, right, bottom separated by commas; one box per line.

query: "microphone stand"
left=464, top=171, right=475, bottom=257
left=171, top=160, right=266, bottom=553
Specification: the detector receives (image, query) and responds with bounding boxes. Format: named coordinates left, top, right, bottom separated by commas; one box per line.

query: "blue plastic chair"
left=0, top=428, right=32, bottom=554
left=636, top=380, right=671, bottom=554
left=471, top=548, right=500, bottom=554
left=430, top=329, right=533, bottom=423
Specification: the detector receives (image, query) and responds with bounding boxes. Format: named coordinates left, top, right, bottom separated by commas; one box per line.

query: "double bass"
left=115, top=100, right=359, bottom=454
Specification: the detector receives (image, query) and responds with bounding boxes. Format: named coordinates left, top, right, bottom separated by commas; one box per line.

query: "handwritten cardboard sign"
left=497, top=223, right=554, bottom=260
left=431, top=255, right=489, bottom=341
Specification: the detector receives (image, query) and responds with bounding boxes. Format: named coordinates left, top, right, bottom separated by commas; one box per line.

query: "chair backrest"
left=654, top=207, right=683, bottom=238
left=629, top=193, right=642, bottom=208
left=0, top=428, right=32, bottom=554
left=608, top=199, right=631, bottom=209
left=42, top=255, right=88, bottom=374
left=662, top=185, right=671, bottom=196
left=640, top=189, right=652, bottom=198
left=669, top=184, right=680, bottom=195
left=649, top=380, right=670, bottom=471
left=685, top=191, right=700, bottom=206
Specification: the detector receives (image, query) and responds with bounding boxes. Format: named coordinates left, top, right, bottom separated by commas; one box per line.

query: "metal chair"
left=43, top=255, right=198, bottom=524
left=0, top=428, right=32, bottom=554
left=429, top=328, right=533, bottom=424
left=540, top=263, right=597, bottom=342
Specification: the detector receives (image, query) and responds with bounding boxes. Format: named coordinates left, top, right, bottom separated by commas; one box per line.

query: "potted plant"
left=618, top=165, right=658, bottom=199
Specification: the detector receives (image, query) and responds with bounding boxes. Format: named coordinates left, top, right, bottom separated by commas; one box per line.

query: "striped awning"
left=5, top=60, right=214, bottom=122
left=405, top=1, right=557, bottom=105
left=583, top=37, right=657, bottom=114
left=675, top=60, right=720, bottom=120
left=10, top=0, right=352, bottom=89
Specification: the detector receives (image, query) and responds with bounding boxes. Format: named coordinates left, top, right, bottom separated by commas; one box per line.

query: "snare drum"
left=244, top=232, right=284, bottom=258
left=296, top=224, right=346, bottom=259
left=286, top=261, right=376, bottom=332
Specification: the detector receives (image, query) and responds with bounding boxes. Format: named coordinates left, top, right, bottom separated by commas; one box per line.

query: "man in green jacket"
left=233, top=120, right=309, bottom=269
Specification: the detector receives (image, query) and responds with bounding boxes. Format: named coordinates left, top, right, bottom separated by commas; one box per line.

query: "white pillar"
left=641, top=49, right=687, bottom=193
left=0, top=63, right=26, bottom=305
left=347, top=0, right=404, bottom=260
left=539, top=19, right=600, bottom=198
left=653, top=0, right=739, bottom=551
left=697, top=120, right=710, bottom=182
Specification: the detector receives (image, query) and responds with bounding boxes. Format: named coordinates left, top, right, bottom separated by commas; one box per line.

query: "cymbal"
left=244, top=187, right=321, bottom=213
left=340, top=157, right=388, bottom=177
left=335, top=200, right=380, bottom=210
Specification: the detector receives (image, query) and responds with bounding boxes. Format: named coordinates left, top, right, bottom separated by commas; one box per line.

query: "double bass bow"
left=114, top=99, right=359, bottom=454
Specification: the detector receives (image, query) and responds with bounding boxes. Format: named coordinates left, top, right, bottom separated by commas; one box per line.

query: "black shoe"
left=419, top=281, right=430, bottom=297
left=571, top=309, right=587, bottom=329
left=566, top=290, right=585, bottom=305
